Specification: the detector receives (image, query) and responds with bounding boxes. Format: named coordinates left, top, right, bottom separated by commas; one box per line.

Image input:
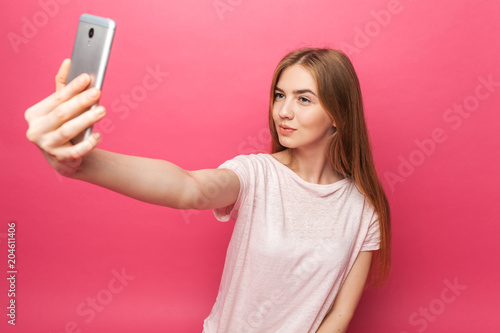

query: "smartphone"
left=66, top=14, right=116, bottom=144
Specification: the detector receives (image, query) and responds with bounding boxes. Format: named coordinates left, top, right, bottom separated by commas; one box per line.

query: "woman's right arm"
left=25, top=59, right=240, bottom=210
left=72, top=149, right=240, bottom=210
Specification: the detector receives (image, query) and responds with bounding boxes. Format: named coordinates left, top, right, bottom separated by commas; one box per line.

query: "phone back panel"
left=67, top=14, right=115, bottom=142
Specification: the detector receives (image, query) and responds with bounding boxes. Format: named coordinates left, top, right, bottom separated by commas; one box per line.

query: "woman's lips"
left=279, top=125, right=296, bottom=134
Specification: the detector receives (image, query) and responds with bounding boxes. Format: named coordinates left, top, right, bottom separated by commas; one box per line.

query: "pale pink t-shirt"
left=203, top=153, right=380, bottom=333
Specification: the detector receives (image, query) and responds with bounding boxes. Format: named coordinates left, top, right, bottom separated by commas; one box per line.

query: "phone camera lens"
left=89, top=28, right=94, bottom=38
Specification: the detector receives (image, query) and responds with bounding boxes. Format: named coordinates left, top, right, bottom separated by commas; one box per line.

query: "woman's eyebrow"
left=275, top=86, right=317, bottom=97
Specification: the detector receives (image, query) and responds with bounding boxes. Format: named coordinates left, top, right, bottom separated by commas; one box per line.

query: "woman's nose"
left=278, top=100, right=294, bottom=119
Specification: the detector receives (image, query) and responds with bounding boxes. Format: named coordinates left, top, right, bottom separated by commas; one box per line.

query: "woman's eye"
left=275, top=93, right=285, bottom=100
left=299, top=96, right=311, bottom=103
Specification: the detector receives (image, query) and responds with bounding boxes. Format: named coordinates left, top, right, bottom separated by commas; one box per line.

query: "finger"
left=49, top=105, right=106, bottom=146
left=47, top=87, right=103, bottom=130
left=25, top=62, right=79, bottom=125
left=26, top=87, right=102, bottom=143
left=55, top=59, right=71, bottom=92
left=27, top=73, right=96, bottom=124
left=52, top=132, right=102, bottom=162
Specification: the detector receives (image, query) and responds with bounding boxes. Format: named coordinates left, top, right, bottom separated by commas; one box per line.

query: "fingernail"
left=93, top=132, right=101, bottom=140
left=87, top=88, right=99, bottom=98
left=78, top=73, right=89, bottom=84
left=94, top=106, right=105, bottom=116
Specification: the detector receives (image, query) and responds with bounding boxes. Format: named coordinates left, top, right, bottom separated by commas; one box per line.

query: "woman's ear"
left=331, top=122, right=338, bottom=137
left=331, top=116, right=337, bottom=128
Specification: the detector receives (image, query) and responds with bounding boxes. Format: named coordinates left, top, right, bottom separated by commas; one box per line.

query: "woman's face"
left=272, top=65, right=336, bottom=152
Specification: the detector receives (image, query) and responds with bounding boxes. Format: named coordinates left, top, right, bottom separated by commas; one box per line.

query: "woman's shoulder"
left=226, top=151, right=282, bottom=164
left=269, top=150, right=288, bottom=164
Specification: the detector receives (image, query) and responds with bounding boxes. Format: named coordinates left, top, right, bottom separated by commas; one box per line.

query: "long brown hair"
left=268, top=48, right=391, bottom=286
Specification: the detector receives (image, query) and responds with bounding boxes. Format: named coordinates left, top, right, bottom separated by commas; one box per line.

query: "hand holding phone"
left=24, top=14, right=116, bottom=177
left=66, top=14, right=115, bottom=143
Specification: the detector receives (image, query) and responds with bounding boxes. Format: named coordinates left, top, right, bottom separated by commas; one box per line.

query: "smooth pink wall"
left=1, top=0, right=499, bottom=332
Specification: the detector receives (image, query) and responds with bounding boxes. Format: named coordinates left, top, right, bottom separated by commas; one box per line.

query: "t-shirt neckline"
left=261, top=153, right=350, bottom=190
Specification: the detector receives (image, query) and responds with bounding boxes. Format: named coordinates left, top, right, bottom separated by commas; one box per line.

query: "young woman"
left=25, top=48, right=391, bottom=333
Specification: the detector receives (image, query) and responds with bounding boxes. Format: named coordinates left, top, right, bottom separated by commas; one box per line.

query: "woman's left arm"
left=316, top=251, right=373, bottom=333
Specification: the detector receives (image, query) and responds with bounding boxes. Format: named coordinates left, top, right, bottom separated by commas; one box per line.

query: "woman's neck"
left=274, top=148, right=345, bottom=185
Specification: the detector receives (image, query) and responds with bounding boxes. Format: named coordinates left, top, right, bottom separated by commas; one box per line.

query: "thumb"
left=55, top=59, right=71, bottom=92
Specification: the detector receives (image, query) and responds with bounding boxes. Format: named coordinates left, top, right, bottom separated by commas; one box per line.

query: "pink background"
left=1, top=0, right=499, bottom=332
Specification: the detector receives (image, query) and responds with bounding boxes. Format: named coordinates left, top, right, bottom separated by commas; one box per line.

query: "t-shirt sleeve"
left=212, top=155, right=252, bottom=222
left=360, top=210, right=381, bottom=251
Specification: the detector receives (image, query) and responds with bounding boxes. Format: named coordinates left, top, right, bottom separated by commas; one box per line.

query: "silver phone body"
left=66, top=14, right=115, bottom=144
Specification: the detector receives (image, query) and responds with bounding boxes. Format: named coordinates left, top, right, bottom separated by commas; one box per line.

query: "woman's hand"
left=25, top=59, right=106, bottom=177
left=24, top=59, right=240, bottom=211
